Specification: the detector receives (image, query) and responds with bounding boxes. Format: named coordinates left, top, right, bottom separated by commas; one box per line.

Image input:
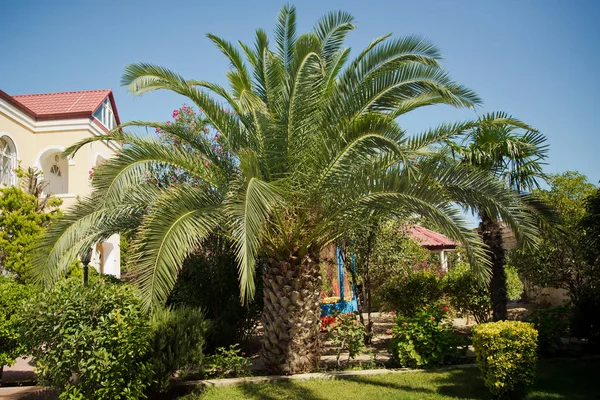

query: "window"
left=93, top=98, right=116, bottom=129
left=0, top=136, right=17, bottom=187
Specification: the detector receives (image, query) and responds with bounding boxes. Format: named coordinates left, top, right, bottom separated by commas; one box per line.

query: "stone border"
left=177, top=363, right=479, bottom=388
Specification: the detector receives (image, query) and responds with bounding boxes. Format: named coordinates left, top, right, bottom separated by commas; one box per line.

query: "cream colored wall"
left=0, top=104, right=117, bottom=209
left=0, top=108, right=36, bottom=169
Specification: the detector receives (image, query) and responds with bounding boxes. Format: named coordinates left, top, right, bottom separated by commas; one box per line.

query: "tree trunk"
left=478, top=212, right=508, bottom=321
left=261, top=251, right=322, bottom=374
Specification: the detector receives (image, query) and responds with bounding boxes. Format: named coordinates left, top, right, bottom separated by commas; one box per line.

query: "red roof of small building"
left=408, top=225, right=456, bottom=250
left=0, top=89, right=120, bottom=127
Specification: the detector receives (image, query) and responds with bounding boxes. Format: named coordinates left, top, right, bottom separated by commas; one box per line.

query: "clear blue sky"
left=1, top=0, right=599, bottom=185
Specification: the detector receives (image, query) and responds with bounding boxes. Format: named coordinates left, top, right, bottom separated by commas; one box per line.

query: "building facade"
left=0, top=89, right=122, bottom=276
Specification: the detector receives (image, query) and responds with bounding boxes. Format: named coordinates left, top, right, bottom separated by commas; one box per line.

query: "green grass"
left=183, top=359, right=600, bottom=400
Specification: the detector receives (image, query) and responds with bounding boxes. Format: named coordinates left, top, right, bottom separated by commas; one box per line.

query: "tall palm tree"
left=447, top=116, right=548, bottom=320
left=31, top=6, right=539, bottom=373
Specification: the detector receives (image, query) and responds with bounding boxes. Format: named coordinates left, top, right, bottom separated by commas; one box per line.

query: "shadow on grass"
left=342, top=375, right=437, bottom=395
left=237, top=381, right=322, bottom=400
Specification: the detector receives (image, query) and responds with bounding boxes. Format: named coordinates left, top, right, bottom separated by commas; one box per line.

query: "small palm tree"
left=31, top=6, right=538, bottom=373
left=447, top=115, right=548, bottom=320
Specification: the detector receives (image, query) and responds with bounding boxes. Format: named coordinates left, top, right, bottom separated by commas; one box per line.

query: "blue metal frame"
left=320, top=246, right=358, bottom=316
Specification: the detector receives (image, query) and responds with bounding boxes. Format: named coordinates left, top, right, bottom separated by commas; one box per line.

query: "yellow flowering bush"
left=472, top=321, right=538, bottom=399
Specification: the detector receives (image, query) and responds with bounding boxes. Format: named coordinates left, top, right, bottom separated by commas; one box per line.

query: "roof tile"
left=11, top=89, right=111, bottom=117
left=408, top=225, right=456, bottom=249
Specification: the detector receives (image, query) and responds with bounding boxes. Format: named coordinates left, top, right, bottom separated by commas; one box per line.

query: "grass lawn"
left=183, top=358, right=600, bottom=400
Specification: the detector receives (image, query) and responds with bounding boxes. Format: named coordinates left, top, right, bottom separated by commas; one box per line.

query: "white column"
left=101, top=234, right=121, bottom=278
left=440, top=250, right=448, bottom=272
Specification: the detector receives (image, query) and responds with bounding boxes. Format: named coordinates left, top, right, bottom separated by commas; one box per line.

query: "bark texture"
left=478, top=212, right=508, bottom=321
left=261, top=251, right=322, bottom=374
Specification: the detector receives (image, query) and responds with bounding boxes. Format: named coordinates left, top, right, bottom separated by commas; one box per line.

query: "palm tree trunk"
left=261, top=251, right=322, bottom=374
left=478, top=212, right=508, bottom=321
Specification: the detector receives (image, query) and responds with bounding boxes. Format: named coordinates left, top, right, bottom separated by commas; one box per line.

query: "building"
left=0, top=89, right=122, bottom=276
left=407, top=225, right=457, bottom=271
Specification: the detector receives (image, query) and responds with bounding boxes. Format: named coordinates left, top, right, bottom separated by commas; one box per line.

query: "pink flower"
left=155, top=127, right=161, bottom=133
left=182, top=104, right=188, bottom=110
left=172, top=110, right=179, bottom=118
left=205, top=161, right=210, bottom=168
left=386, top=329, right=392, bottom=334
left=166, top=120, right=171, bottom=125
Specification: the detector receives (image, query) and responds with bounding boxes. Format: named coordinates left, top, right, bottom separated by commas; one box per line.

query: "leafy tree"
left=447, top=119, right=548, bottom=320
left=347, top=217, right=433, bottom=340
left=510, top=171, right=596, bottom=292
left=510, top=172, right=600, bottom=338
left=0, top=169, right=61, bottom=280
left=31, top=6, right=538, bottom=373
left=581, top=187, right=600, bottom=266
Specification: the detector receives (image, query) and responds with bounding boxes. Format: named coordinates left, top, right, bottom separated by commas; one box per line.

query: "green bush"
left=525, top=306, right=570, bottom=356
left=203, top=344, right=251, bottom=378
left=505, top=264, right=524, bottom=301
left=380, top=269, right=443, bottom=317
left=20, top=278, right=152, bottom=399
left=389, top=303, right=466, bottom=368
left=0, top=277, right=35, bottom=380
left=168, top=237, right=263, bottom=350
left=443, top=263, right=491, bottom=323
left=148, top=307, right=210, bottom=392
left=325, top=313, right=366, bottom=366
left=472, top=321, right=538, bottom=399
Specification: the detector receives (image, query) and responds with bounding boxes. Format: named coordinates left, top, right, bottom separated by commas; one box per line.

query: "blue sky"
left=1, top=0, right=599, bottom=186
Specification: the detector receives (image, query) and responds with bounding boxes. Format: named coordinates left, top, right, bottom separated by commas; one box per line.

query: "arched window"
left=38, top=148, right=69, bottom=195
left=0, top=136, right=17, bottom=187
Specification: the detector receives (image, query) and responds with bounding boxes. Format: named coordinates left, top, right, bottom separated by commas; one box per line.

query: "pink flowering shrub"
left=148, top=104, right=230, bottom=187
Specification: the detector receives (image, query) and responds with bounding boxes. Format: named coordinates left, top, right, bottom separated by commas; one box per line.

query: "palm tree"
left=446, top=116, right=548, bottom=320
left=31, top=6, right=539, bottom=373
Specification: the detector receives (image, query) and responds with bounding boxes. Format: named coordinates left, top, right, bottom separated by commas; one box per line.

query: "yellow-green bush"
left=472, top=321, right=538, bottom=399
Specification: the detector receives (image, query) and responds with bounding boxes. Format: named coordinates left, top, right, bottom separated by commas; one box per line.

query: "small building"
left=0, top=89, right=122, bottom=276
left=407, top=225, right=457, bottom=271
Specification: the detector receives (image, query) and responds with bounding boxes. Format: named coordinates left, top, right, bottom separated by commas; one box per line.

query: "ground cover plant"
left=32, top=5, right=541, bottom=375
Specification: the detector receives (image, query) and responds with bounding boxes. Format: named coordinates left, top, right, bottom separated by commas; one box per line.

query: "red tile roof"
left=0, top=89, right=120, bottom=126
left=408, top=225, right=456, bottom=249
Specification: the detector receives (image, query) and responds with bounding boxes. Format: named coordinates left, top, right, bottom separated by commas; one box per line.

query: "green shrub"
left=203, top=344, right=251, bottom=378
left=325, top=313, right=366, bottom=366
left=20, top=278, right=152, bottom=399
left=472, top=321, right=538, bottom=399
left=505, top=264, right=524, bottom=301
left=389, top=303, right=466, bottom=368
left=380, top=269, right=443, bottom=317
left=0, top=277, right=35, bottom=380
left=168, top=237, right=263, bottom=350
left=525, top=306, right=570, bottom=356
left=443, top=263, right=491, bottom=323
left=148, top=307, right=211, bottom=392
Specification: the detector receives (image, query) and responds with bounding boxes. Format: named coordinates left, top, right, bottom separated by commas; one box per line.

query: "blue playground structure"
left=320, top=246, right=359, bottom=316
